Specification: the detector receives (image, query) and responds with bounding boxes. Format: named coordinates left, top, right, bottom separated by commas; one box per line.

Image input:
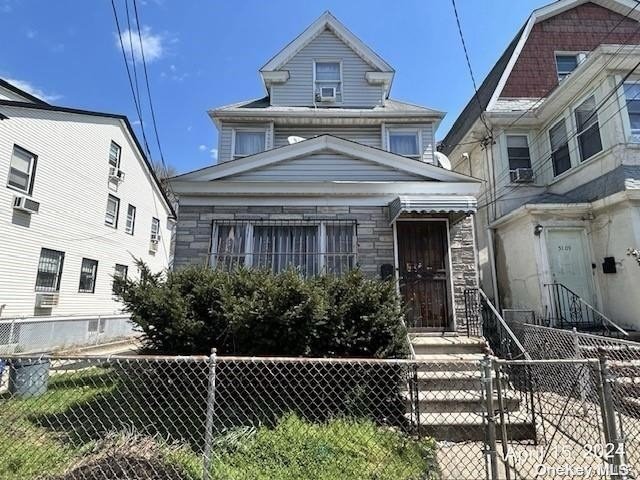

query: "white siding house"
left=0, top=80, right=174, bottom=319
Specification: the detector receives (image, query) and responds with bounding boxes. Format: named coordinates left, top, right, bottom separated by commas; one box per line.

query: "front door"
left=545, top=228, right=596, bottom=306
left=396, top=220, right=451, bottom=330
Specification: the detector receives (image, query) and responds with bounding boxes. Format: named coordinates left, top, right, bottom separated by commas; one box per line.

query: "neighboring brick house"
left=441, top=0, right=640, bottom=331
left=171, top=12, right=481, bottom=333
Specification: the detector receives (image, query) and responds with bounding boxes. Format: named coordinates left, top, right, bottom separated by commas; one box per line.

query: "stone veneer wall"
left=174, top=204, right=478, bottom=333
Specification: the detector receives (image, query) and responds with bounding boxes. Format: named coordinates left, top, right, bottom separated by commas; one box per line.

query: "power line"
left=451, top=0, right=491, bottom=135
left=110, top=0, right=152, bottom=156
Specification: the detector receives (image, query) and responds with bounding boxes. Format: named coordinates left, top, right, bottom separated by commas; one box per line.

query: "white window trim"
left=547, top=116, right=572, bottom=178
left=7, top=145, right=37, bottom=195
left=386, top=128, right=422, bottom=160
left=231, top=127, right=269, bottom=159
left=622, top=80, right=640, bottom=141
left=150, top=217, right=161, bottom=242
left=109, top=140, right=122, bottom=169
left=573, top=92, right=602, bottom=162
left=210, top=220, right=357, bottom=272
left=504, top=133, right=533, bottom=182
left=313, top=59, right=343, bottom=102
left=125, top=204, right=136, bottom=235
left=555, top=51, right=587, bottom=82
left=105, top=195, right=120, bottom=228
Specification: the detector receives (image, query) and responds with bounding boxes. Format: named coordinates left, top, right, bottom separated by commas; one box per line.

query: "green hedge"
left=115, top=263, right=407, bottom=358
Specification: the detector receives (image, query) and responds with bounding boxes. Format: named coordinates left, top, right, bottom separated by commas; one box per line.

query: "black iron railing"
left=545, top=283, right=628, bottom=338
left=464, top=288, right=529, bottom=360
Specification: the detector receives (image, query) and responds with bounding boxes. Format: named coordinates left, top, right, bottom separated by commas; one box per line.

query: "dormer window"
left=314, top=61, right=342, bottom=103
left=388, top=129, right=421, bottom=159
left=232, top=129, right=267, bottom=159
left=555, top=53, right=587, bottom=82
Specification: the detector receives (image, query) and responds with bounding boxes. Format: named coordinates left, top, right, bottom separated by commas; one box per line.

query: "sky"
left=0, top=0, right=545, bottom=174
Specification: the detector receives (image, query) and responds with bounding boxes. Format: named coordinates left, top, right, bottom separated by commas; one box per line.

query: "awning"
left=388, top=195, right=477, bottom=223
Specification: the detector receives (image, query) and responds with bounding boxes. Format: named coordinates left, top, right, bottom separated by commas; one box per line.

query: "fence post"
left=203, top=348, right=217, bottom=480
left=598, top=352, right=627, bottom=479
left=482, top=356, right=499, bottom=480
left=572, top=328, right=589, bottom=416
left=493, top=360, right=511, bottom=480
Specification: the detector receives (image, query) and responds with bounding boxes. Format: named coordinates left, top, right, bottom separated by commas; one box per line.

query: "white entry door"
left=545, top=228, right=596, bottom=305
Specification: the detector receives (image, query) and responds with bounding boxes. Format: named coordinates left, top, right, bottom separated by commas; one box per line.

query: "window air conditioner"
left=13, top=195, right=40, bottom=214
left=511, top=168, right=534, bottom=183
left=35, top=293, right=59, bottom=308
left=318, top=87, right=336, bottom=102
left=109, top=166, right=125, bottom=182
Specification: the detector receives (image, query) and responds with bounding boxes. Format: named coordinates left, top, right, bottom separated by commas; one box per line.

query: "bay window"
left=574, top=95, right=602, bottom=162
left=210, top=220, right=357, bottom=276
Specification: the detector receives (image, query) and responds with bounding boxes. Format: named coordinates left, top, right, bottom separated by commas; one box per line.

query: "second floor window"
left=388, top=130, right=420, bottom=159
left=109, top=141, right=121, bottom=168
left=78, top=258, right=98, bottom=293
left=506, top=135, right=531, bottom=171
left=105, top=194, right=120, bottom=228
left=8, top=145, right=37, bottom=194
left=35, top=248, right=65, bottom=293
left=233, top=130, right=266, bottom=158
left=624, top=83, right=640, bottom=137
left=549, top=119, right=571, bottom=177
left=151, top=217, right=160, bottom=242
left=125, top=204, right=136, bottom=235
left=575, top=95, right=602, bottom=162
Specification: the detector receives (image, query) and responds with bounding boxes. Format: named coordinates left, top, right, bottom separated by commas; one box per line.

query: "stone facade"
left=174, top=204, right=479, bottom=333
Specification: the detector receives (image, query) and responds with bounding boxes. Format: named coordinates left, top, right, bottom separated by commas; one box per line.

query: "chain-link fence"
left=0, top=353, right=638, bottom=479
left=0, top=314, right=136, bottom=354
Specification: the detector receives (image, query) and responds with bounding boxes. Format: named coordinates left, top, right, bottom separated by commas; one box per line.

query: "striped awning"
left=388, top=195, right=477, bottom=222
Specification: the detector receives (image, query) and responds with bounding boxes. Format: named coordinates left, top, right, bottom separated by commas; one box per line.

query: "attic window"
left=388, top=129, right=421, bottom=159
left=314, top=61, right=342, bottom=102
left=232, top=129, right=267, bottom=159
left=555, top=53, right=586, bottom=82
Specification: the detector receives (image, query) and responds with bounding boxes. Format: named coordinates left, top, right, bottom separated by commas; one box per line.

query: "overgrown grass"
left=210, top=414, right=439, bottom=480
left=0, top=368, right=438, bottom=480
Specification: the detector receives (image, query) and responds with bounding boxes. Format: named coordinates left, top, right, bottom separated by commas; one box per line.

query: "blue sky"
left=0, top=0, right=544, bottom=173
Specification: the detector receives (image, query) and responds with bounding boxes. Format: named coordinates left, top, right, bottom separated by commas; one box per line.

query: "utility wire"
left=110, top=0, right=152, bottom=156
left=451, top=0, right=491, bottom=135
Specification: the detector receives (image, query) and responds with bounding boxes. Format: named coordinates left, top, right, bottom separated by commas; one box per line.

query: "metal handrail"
left=478, top=288, right=531, bottom=360
left=545, top=283, right=628, bottom=337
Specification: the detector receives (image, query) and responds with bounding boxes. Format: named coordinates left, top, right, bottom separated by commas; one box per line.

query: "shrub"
left=115, top=262, right=407, bottom=358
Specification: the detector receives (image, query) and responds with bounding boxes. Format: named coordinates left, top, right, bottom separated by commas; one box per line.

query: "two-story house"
left=0, top=78, right=175, bottom=319
left=171, top=12, right=481, bottom=333
left=441, top=0, right=640, bottom=331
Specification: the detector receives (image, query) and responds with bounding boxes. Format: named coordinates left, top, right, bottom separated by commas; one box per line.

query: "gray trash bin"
left=8, top=358, right=50, bottom=398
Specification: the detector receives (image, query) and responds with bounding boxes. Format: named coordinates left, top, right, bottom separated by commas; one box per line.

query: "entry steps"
left=406, top=333, right=535, bottom=441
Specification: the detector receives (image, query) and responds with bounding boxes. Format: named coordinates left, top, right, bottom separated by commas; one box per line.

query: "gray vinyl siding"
left=270, top=28, right=384, bottom=107
left=384, top=123, right=436, bottom=164
left=274, top=126, right=382, bottom=149
left=217, top=122, right=273, bottom=163
left=226, top=151, right=424, bottom=182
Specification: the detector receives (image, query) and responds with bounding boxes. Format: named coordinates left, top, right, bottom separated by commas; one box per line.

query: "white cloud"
left=210, top=148, right=218, bottom=160
left=198, top=144, right=207, bottom=152
left=116, top=26, right=164, bottom=63
left=4, top=78, right=61, bottom=103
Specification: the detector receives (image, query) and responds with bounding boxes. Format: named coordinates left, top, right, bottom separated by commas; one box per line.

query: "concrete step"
left=407, top=412, right=536, bottom=442
left=410, top=336, right=487, bottom=356
left=405, top=390, right=521, bottom=414
left=414, top=370, right=507, bottom=391
left=413, top=353, right=486, bottom=372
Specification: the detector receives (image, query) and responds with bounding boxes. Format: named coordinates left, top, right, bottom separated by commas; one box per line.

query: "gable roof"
left=172, top=134, right=477, bottom=183
left=260, top=11, right=394, bottom=74
left=439, top=0, right=640, bottom=155
left=0, top=99, right=176, bottom=218
left=0, top=79, right=49, bottom=105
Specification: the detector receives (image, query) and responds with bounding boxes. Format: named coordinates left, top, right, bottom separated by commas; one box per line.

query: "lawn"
left=0, top=365, right=439, bottom=480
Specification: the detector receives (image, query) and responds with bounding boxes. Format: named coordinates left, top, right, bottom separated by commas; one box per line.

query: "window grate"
left=210, top=219, right=357, bottom=276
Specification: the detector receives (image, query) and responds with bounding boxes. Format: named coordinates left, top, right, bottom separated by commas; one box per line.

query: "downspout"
left=486, top=227, right=500, bottom=311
